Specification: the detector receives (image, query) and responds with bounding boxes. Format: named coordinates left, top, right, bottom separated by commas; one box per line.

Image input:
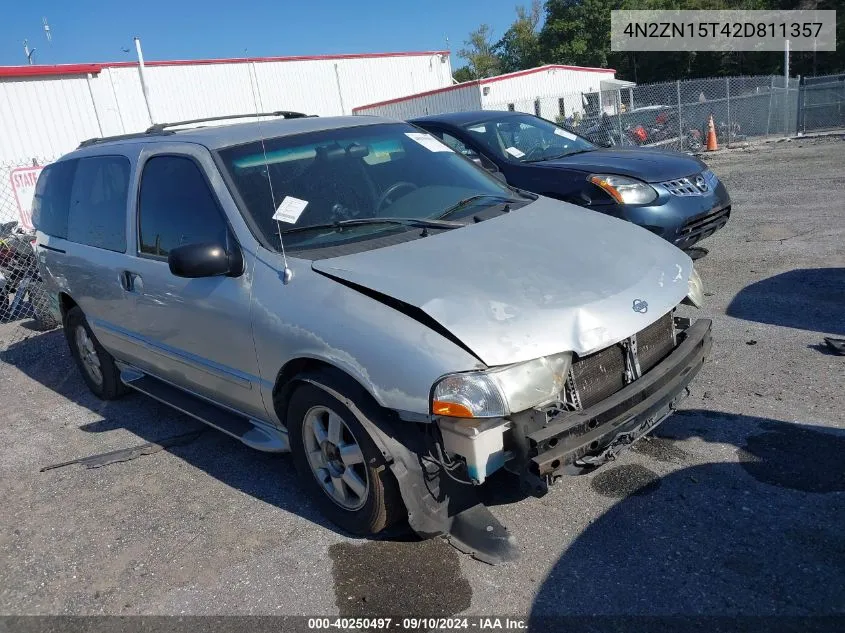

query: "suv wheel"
left=64, top=306, right=127, bottom=400
left=287, top=382, right=404, bottom=535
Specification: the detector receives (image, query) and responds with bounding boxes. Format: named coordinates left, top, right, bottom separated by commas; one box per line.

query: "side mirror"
left=168, top=242, right=244, bottom=278
left=471, top=152, right=500, bottom=175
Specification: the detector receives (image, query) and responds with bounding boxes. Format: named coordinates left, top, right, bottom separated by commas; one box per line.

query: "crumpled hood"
left=539, top=148, right=706, bottom=182
left=312, top=197, right=693, bottom=366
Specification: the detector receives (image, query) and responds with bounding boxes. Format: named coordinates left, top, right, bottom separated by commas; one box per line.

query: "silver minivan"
left=34, top=113, right=711, bottom=563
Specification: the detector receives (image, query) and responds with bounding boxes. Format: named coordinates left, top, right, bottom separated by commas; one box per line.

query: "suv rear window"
left=33, top=156, right=130, bottom=252
left=67, top=156, right=130, bottom=252
left=32, top=160, right=77, bottom=239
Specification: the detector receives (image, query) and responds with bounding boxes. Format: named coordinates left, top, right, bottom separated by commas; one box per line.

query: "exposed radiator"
left=567, top=312, right=675, bottom=410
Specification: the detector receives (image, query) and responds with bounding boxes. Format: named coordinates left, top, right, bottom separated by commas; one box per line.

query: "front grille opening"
left=566, top=313, right=676, bottom=410
left=680, top=206, right=731, bottom=238
left=568, top=344, right=626, bottom=410
left=663, top=175, right=709, bottom=196
left=637, top=312, right=676, bottom=373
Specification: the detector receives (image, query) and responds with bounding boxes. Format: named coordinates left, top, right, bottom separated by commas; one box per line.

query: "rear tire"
left=27, top=281, right=59, bottom=330
left=0, top=288, right=9, bottom=322
left=64, top=306, right=127, bottom=400
left=287, top=381, right=404, bottom=535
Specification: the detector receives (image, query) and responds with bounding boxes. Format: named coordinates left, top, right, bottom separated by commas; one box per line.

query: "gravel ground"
left=0, top=139, right=843, bottom=624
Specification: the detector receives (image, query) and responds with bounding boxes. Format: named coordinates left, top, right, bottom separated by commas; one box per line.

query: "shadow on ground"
left=0, top=330, right=340, bottom=535
left=726, top=268, right=845, bottom=335
left=4, top=333, right=845, bottom=624
left=3, top=330, right=481, bottom=619
left=529, top=409, right=845, bottom=630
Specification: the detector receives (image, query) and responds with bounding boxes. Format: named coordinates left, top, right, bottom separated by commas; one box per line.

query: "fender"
left=295, top=369, right=519, bottom=565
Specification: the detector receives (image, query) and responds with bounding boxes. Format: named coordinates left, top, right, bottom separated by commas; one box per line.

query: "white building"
left=353, top=64, right=633, bottom=121
left=0, top=50, right=453, bottom=163
left=0, top=50, right=453, bottom=227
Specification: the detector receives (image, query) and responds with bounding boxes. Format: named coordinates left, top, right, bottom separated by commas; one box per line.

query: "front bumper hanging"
left=520, top=318, right=712, bottom=493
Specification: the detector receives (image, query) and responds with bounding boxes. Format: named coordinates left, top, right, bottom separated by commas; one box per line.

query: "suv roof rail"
left=76, top=111, right=315, bottom=149
left=77, top=130, right=172, bottom=148
left=145, top=111, right=313, bottom=133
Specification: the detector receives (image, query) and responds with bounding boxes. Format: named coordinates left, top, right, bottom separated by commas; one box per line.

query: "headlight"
left=702, top=169, right=719, bottom=188
left=589, top=174, right=658, bottom=205
left=685, top=266, right=705, bottom=307
left=432, top=352, right=572, bottom=418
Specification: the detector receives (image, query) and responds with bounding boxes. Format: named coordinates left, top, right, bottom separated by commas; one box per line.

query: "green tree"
left=458, top=24, right=501, bottom=78
left=539, top=0, right=624, bottom=67
left=495, top=0, right=544, bottom=73
left=459, top=0, right=843, bottom=85
left=452, top=66, right=476, bottom=83
left=538, top=0, right=844, bottom=82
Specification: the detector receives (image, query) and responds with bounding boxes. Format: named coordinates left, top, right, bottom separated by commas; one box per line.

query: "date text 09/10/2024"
left=307, top=617, right=528, bottom=630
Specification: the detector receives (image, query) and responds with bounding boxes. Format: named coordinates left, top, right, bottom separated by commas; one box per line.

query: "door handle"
left=121, top=271, right=144, bottom=294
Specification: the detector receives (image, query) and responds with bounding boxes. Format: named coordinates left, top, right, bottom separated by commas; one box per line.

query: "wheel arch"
left=58, top=292, right=78, bottom=322
left=271, top=357, right=397, bottom=430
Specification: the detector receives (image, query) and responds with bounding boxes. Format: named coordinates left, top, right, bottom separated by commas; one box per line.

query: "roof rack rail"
left=145, top=111, right=313, bottom=133
left=76, top=111, right=315, bottom=149
left=77, top=130, right=173, bottom=148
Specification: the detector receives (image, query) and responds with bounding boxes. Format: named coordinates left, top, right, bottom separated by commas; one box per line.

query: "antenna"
left=43, top=18, right=52, bottom=43
left=245, top=49, right=293, bottom=284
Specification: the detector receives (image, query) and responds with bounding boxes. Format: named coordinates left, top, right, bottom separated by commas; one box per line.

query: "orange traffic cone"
left=706, top=115, right=719, bottom=151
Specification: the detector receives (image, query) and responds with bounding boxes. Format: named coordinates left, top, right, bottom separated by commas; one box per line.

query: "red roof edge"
left=0, top=63, right=104, bottom=78
left=111, top=50, right=450, bottom=68
left=0, top=50, right=450, bottom=78
left=353, top=64, right=616, bottom=112
left=353, top=81, right=481, bottom=113
left=480, top=64, right=616, bottom=85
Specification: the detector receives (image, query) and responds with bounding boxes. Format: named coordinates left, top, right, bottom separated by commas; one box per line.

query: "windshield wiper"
left=524, top=148, right=595, bottom=163
left=437, top=194, right=521, bottom=220
left=279, top=216, right=465, bottom=235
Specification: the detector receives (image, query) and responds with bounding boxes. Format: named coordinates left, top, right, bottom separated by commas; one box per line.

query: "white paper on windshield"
left=405, top=132, right=454, bottom=152
left=272, top=196, right=309, bottom=224
left=554, top=128, right=577, bottom=140
left=505, top=146, right=525, bottom=158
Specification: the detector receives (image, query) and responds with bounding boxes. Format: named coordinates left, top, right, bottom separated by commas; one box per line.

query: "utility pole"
left=783, top=39, right=790, bottom=135
left=134, top=37, right=156, bottom=124
left=23, top=39, right=36, bottom=64
left=784, top=39, right=790, bottom=81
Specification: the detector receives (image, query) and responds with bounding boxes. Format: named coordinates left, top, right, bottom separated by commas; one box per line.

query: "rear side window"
left=438, top=132, right=472, bottom=154
left=138, top=155, right=228, bottom=257
left=32, top=160, right=77, bottom=238
left=67, top=156, right=130, bottom=252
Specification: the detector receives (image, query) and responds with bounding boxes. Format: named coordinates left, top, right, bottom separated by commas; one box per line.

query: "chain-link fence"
left=799, top=73, right=845, bottom=133
left=0, top=158, right=60, bottom=348
left=486, top=74, right=804, bottom=153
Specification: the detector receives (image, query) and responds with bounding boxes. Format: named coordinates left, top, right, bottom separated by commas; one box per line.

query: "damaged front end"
left=418, top=313, right=711, bottom=563
left=513, top=315, right=711, bottom=494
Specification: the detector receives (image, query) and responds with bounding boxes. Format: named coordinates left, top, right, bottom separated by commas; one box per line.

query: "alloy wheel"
left=302, top=405, right=369, bottom=511
left=75, top=325, right=103, bottom=386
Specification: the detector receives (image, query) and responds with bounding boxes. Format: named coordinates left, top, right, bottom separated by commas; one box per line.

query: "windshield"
left=462, top=113, right=596, bottom=164
left=217, top=122, right=519, bottom=252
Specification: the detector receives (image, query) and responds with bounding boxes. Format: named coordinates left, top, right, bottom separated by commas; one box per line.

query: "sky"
left=1, top=0, right=524, bottom=67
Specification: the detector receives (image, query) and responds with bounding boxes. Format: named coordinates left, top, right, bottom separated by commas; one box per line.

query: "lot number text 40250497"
left=307, top=617, right=528, bottom=630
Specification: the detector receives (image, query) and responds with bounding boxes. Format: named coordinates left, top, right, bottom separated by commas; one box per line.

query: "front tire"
left=64, top=306, right=127, bottom=400
left=287, top=382, right=404, bottom=535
